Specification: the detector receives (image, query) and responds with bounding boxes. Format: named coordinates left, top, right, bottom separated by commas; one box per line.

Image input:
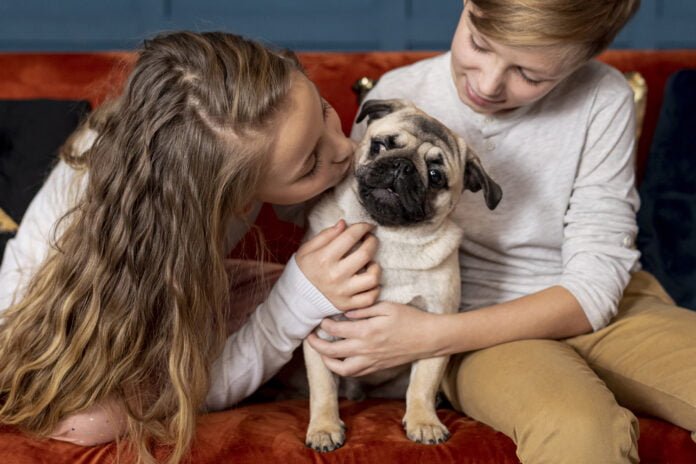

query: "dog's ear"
left=459, top=138, right=503, bottom=210
left=356, top=99, right=408, bottom=125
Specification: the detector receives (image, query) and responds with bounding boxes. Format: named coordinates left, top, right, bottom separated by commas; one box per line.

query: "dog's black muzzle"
left=356, top=157, right=432, bottom=226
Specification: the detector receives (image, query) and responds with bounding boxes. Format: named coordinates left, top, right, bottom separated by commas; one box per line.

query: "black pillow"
left=636, top=69, right=696, bottom=311
left=0, top=99, right=91, bottom=256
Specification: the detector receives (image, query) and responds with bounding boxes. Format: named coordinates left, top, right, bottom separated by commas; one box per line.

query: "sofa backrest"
left=3, top=50, right=696, bottom=183
left=3, top=50, right=696, bottom=262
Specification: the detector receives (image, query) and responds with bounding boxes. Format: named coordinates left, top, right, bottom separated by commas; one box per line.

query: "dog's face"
left=354, top=99, right=502, bottom=227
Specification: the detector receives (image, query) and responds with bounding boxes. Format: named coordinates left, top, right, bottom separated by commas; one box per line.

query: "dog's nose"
left=391, top=158, right=414, bottom=177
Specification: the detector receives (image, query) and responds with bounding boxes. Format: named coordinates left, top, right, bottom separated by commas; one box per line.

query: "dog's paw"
left=402, top=416, right=450, bottom=444
left=305, top=421, right=346, bottom=452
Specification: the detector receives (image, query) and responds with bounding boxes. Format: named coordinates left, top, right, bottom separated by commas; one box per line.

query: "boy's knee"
left=517, top=402, right=639, bottom=464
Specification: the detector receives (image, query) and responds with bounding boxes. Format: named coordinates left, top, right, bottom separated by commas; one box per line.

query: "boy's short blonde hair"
left=468, top=0, right=640, bottom=59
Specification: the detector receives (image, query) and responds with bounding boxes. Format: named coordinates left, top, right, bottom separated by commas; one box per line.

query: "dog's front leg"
left=303, top=339, right=345, bottom=452
left=403, top=355, right=451, bottom=444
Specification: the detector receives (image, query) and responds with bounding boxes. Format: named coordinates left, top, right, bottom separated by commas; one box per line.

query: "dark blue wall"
left=0, top=0, right=694, bottom=52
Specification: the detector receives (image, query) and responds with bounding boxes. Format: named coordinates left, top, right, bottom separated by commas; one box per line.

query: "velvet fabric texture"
left=637, top=69, right=696, bottom=311
left=2, top=50, right=696, bottom=462
left=2, top=400, right=695, bottom=463
left=4, top=49, right=696, bottom=183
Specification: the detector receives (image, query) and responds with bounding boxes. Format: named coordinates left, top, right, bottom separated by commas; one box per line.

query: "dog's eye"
left=370, top=140, right=387, bottom=156
left=428, top=169, right=448, bottom=189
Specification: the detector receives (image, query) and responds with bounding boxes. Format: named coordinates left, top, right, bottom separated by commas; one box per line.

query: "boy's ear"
left=459, top=138, right=503, bottom=210
left=356, top=99, right=408, bottom=125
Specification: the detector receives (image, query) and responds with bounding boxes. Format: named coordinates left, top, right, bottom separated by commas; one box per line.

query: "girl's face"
left=257, top=72, right=356, bottom=205
left=450, top=2, right=584, bottom=115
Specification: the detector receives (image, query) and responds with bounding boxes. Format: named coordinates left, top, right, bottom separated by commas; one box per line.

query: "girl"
left=309, top=1, right=696, bottom=462
left=0, top=31, right=380, bottom=464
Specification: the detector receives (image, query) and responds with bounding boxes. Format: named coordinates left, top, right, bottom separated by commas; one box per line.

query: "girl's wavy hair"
left=0, top=31, right=302, bottom=463
left=467, top=0, right=641, bottom=60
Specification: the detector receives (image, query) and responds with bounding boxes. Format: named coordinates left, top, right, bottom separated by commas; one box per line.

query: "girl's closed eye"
left=304, top=152, right=322, bottom=178
left=303, top=99, right=332, bottom=178
left=321, top=99, right=332, bottom=118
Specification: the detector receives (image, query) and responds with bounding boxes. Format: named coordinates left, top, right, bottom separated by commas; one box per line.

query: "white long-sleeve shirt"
left=352, top=53, right=641, bottom=330
left=0, top=158, right=337, bottom=411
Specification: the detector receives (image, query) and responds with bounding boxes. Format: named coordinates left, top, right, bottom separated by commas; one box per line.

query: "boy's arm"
left=558, top=73, right=640, bottom=330
left=308, top=287, right=590, bottom=377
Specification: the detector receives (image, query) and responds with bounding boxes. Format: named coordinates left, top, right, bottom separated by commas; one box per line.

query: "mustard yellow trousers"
left=443, top=271, right=696, bottom=464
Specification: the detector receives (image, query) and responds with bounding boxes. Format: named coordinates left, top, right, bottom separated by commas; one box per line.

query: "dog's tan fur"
left=303, top=99, right=502, bottom=452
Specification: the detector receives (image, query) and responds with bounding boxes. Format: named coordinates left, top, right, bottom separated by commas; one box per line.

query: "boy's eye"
left=470, top=35, right=487, bottom=53
left=517, top=68, right=543, bottom=86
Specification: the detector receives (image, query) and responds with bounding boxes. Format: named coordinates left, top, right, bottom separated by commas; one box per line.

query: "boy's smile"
left=450, top=2, right=584, bottom=115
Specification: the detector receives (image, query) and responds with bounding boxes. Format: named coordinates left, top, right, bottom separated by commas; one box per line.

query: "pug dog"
left=303, top=99, right=502, bottom=452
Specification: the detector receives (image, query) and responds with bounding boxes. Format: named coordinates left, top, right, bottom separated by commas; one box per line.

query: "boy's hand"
left=296, top=220, right=381, bottom=311
left=306, top=302, right=441, bottom=377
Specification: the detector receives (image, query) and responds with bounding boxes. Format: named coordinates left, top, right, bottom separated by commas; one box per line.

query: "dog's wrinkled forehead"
left=366, top=109, right=460, bottom=163
left=358, top=99, right=456, bottom=147
left=405, top=114, right=458, bottom=155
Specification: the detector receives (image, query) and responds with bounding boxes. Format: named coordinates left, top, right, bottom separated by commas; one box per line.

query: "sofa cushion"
left=637, top=69, right=696, bottom=311
left=0, top=99, right=90, bottom=256
left=2, top=399, right=695, bottom=463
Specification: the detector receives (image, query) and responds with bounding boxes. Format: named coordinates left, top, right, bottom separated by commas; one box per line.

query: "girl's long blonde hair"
left=0, top=31, right=301, bottom=463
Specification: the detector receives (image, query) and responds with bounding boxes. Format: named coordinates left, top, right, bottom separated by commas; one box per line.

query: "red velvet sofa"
left=1, top=50, right=696, bottom=463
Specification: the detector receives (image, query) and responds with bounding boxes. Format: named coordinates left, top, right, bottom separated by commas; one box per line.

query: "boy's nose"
left=478, top=66, right=505, bottom=99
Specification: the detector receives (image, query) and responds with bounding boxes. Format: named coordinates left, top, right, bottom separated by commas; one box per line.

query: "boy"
left=309, top=1, right=696, bottom=462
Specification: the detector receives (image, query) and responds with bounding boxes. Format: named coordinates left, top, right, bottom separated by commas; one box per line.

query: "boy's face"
left=450, top=3, right=586, bottom=114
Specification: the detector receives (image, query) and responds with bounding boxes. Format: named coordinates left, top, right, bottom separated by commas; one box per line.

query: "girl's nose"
left=333, top=135, right=356, bottom=164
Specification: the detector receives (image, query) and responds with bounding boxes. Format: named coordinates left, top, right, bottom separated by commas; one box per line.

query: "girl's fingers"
left=299, top=220, right=346, bottom=254
left=344, top=287, right=381, bottom=310
left=345, top=262, right=381, bottom=295
left=324, top=222, right=375, bottom=260
left=339, top=233, right=379, bottom=275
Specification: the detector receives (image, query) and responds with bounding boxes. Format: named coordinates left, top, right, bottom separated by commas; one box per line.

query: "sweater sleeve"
left=559, top=74, right=641, bottom=331
left=205, top=254, right=340, bottom=411
left=0, top=160, right=82, bottom=317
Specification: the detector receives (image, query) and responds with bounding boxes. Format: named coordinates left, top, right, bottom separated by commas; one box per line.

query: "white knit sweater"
left=352, top=52, right=641, bottom=330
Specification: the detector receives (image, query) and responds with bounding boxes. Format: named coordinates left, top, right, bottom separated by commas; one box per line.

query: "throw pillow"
left=637, top=69, right=696, bottom=310
left=0, top=99, right=91, bottom=256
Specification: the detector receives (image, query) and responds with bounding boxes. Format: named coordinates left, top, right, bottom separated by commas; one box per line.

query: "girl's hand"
left=306, top=302, right=441, bottom=377
left=296, top=220, right=381, bottom=311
